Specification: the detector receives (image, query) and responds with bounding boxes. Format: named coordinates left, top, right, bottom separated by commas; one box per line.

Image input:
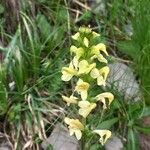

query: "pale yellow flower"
left=91, top=43, right=108, bottom=56
left=78, top=60, right=96, bottom=75
left=78, top=101, right=96, bottom=118
left=64, top=117, right=84, bottom=140
left=72, top=32, right=80, bottom=40
left=75, top=79, right=90, bottom=100
left=99, top=66, right=110, bottom=81
left=92, top=31, right=100, bottom=38
left=90, top=66, right=110, bottom=86
left=79, top=27, right=92, bottom=33
left=91, top=54, right=108, bottom=64
left=72, top=56, right=79, bottom=70
left=95, top=92, right=114, bottom=109
left=61, top=62, right=77, bottom=81
left=62, top=95, right=78, bottom=106
left=83, top=37, right=89, bottom=47
left=70, top=45, right=84, bottom=59
left=93, top=130, right=112, bottom=145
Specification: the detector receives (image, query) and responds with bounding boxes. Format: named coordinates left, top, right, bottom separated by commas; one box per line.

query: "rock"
left=88, top=0, right=106, bottom=16
left=41, top=124, right=80, bottom=150
left=123, top=23, right=133, bottom=36
left=0, top=142, right=12, bottom=150
left=107, top=62, right=141, bottom=101
left=139, top=134, right=150, bottom=150
left=139, top=116, right=150, bottom=150
left=0, top=132, right=12, bottom=150
left=105, top=136, right=123, bottom=150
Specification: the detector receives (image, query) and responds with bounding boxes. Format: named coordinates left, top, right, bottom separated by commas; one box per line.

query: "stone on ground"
left=105, top=136, right=123, bottom=150
left=41, top=124, right=80, bottom=150
left=107, top=62, right=141, bottom=101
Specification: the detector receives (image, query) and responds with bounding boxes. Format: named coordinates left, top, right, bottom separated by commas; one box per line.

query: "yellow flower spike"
left=95, top=92, right=114, bottom=109
left=61, top=62, right=77, bottom=81
left=78, top=101, right=96, bottom=118
left=79, top=27, right=92, bottom=33
left=90, top=66, right=110, bottom=86
left=78, top=60, right=96, bottom=75
left=72, top=32, right=80, bottom=40
left=83, top=37, right=89, bottom=47
left=64, top=117, right=84, bottom=140
left=75, top=79, right=90, bottom=101
left=70, top=45, right=84, bottom=59
left=91, top=43, right=108, bottom=56
left=62, top=95, right=78, bottom=106
left=93, top=130, right=112, bottom=145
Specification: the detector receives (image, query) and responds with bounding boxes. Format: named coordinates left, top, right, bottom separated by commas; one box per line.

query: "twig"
left=73, top=0, right=91, bottom=11
left=111, top=56, right=133, bottom=63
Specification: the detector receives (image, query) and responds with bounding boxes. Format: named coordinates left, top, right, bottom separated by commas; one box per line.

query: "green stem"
left=81, top=117, right=86, bottom=150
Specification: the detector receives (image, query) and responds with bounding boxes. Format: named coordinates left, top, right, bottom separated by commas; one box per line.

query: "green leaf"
left=140, top=106, right=150, bottom=117
left=0, top=81, right=8, bottom=115
left=128, top=102, right=142, bottom=119
left=127, top=128, right=139, bottom=150
left=46, top=144, right=53, bottom=150
left=117, top=41, right=140, bottom=59
left=89, top=144, right=101, bottom=150
left=97, top=118, right=119, bottom=129
left=0, top=4, right=4, bottom=14
left=135, top=126, right=150, bottom=135
left=36, top=14, right=51, bottom=39
left=77, top=11, right=92, bottom=23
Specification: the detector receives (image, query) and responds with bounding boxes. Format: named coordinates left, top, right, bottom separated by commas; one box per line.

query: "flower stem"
left=81, top=117, right=86, bottom=150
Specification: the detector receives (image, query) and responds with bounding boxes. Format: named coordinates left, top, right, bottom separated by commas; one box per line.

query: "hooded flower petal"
left=72, top=32, right=80, bottom=40
left=75, top=79, right=90, bottom=100
left=61, top=62, right=77, bottom=81
left=90, top=66, right=109, bottom=86
left=83, top=37, right=89, bottom=47
left=72, top=56, right=79, bottom=70
left=78, top=101, right=96, bottom=118
left=93, top=130, right=112, bottom=145
left=92, top=31, right=100, bottom=38
left=99, top=66, right=110, bottom=81
left=90, top=54, right=108, bottom=64
left=75, top=130, right=82, bottom=140
left=70, top=46, right=84, bottom=59
left=91, top=43, right=108, bottom=56
left=62, top=95, right=78, bottom=106
left=64, top=117, right=84, bottom=140
left=90, top=68, right=100, bottom=79
left=78, top=60, right=96, bottom=75
left=97, top=54, right=108, bottom=63
left=95, top=92, right=114, bottom=109
left=97, top=76, right=106, bottom=86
